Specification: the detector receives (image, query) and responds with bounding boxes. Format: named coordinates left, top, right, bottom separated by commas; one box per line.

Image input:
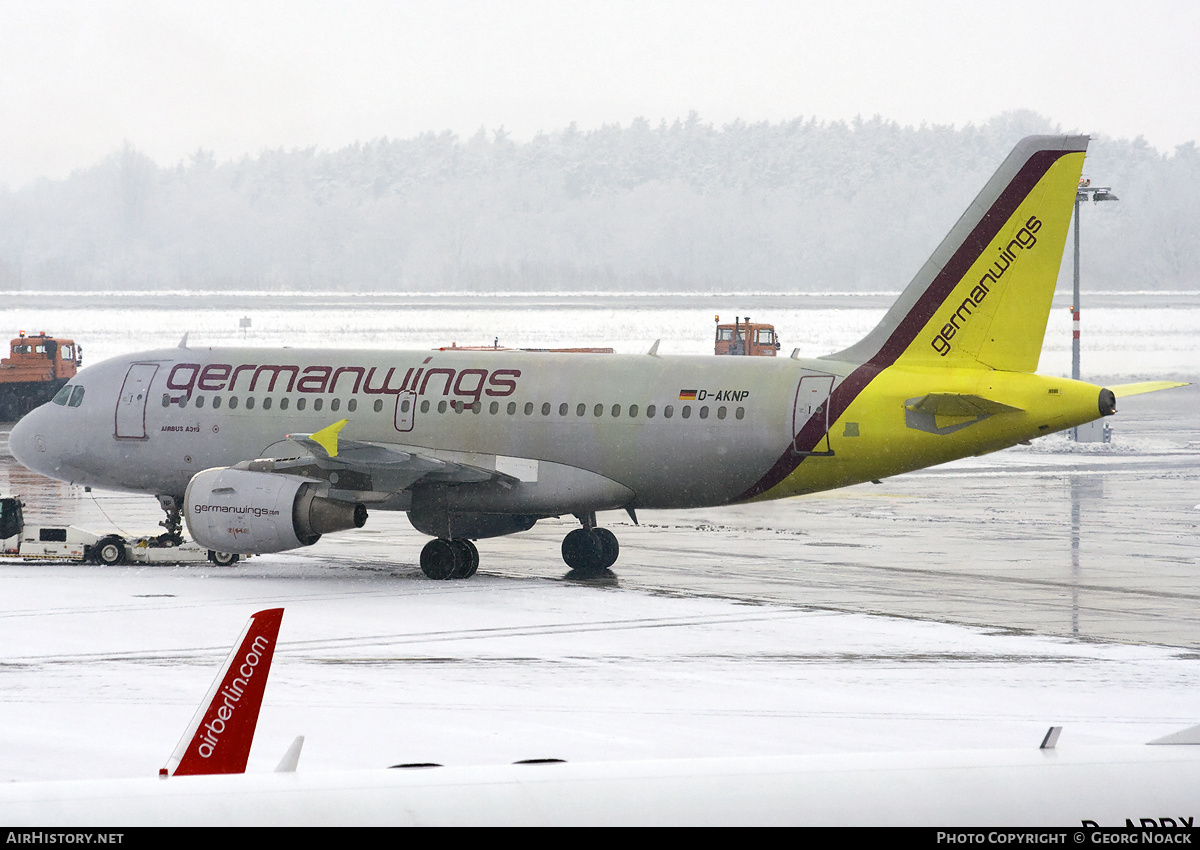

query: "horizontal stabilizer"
left=904, top=393, right=1023, bottom=417
left=1109, top=381, right=1190, bottom=399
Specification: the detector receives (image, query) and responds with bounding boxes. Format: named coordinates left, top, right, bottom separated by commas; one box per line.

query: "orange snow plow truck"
left=0, top=332, right=82, bottom=421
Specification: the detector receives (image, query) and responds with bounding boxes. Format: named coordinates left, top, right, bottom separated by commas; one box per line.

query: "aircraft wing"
left=254, top=419, right=525, bottom=503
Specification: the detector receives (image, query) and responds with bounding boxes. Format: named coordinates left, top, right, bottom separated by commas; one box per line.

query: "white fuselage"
left=10, top=346, right=844, bottom=511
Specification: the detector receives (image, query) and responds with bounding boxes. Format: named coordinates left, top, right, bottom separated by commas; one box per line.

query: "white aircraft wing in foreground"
left=2, top=607, right=1199, bottom=827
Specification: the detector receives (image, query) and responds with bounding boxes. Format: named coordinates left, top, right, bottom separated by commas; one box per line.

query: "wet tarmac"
left=3, top=382, right=1196, bottom=649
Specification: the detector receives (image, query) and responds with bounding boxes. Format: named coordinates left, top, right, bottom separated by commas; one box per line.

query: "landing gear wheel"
left=562, top=528, right=605, bottom=573
left=156, top=495, right=184, bottom=546
left=451, top=539, right=479, bottom=579
left=208, top=551, right=239, bottom=566
left=96, top=536, right=126, bottom=566
left=594, top=527, right=619, bottom=569
left=420, top=538, right=462, bottom=580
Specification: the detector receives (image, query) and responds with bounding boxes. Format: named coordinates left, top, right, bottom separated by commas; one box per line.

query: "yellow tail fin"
left=828, top=136, right=1088, bottom=373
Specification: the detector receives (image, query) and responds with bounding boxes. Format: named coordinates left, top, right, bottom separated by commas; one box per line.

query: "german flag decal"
left=678, top=389, right=697, bottom=400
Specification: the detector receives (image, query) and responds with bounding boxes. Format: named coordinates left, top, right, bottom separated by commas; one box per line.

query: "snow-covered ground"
left=2, top=558, right=1199, bottom=783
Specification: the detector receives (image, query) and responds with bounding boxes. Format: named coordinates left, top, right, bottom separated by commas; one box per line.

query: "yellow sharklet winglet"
left=1108, top=381, right=1190, bottom=399
left=293, top=419, right=349, bottom=458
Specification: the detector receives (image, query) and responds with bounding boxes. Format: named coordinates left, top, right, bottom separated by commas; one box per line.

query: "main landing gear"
left=420, top=538, right=479, bottom=580
left=561, top=513, right=619, bottom=575
left=417, top=513, right=622, bottom=580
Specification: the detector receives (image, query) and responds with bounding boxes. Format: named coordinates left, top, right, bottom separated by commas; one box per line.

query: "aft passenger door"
left=793, top=374, right=835, bottom=456
left=115, top=363, right=159, bottom=439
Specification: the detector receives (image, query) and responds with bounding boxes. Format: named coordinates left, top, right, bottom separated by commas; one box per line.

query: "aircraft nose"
left=8, top=407, right=54, bottom=476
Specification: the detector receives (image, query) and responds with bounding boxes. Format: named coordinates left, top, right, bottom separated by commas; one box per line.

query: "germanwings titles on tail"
left=8, top=135, right=1184, bottom=577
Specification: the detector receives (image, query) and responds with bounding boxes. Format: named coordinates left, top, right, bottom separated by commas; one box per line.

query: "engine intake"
left=185, top=468, right=367, bottom=555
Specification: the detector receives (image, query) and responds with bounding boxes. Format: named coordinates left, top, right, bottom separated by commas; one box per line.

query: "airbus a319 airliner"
left=8, top=136, right=1182, bottom=578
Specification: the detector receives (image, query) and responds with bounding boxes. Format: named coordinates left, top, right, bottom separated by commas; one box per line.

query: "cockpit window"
left=52, top=385, right=72, bottom=405
left=68, top=386, right=85, bottom=407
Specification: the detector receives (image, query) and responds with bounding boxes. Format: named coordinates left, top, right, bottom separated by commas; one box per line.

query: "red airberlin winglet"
left=162, top=608, right=284, bottom=777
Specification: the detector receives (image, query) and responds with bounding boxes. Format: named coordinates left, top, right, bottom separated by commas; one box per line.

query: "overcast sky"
left=1, top=0, right=1196, bottom=189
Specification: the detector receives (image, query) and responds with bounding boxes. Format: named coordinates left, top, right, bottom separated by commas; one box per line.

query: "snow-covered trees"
left=0, top=112, right=1193, bottom=292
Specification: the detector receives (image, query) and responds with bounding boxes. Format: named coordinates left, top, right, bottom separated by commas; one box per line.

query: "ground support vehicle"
left=0, top=332, right=83, bottom=420
left=0, top=496, right=239, bottom=566
left=714, top=316, right=780, bottom=356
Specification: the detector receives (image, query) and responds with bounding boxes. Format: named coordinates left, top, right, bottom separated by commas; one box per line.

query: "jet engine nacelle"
left=184, top=468, right=367, bottom=555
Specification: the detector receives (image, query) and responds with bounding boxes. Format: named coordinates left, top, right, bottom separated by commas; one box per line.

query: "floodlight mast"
left=1070, top=179, right=1118, bottom=440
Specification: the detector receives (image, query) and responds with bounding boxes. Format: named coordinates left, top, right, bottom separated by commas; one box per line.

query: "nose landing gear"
left=156, top=495, right=184, bottom=545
